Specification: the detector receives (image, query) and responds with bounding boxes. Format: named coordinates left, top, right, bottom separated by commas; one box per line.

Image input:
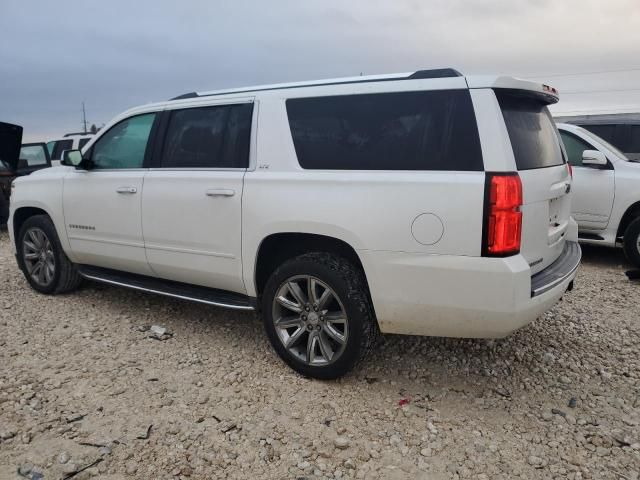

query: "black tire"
left=17, top=215, right=82, bottom=294
left=262, top=252, right=379, bottom=379
left=623, top=216, right=640, bottom=267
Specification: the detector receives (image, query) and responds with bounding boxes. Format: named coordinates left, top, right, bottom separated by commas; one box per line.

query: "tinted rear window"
left=497, top=91, right=564, bottom=170
left=286, top=90, right=483, bottom=171
left=161, top=104, right=253, bottom=169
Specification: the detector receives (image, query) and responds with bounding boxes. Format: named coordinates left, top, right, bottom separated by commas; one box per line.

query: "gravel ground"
left=0, top=227, right=638, bottom=480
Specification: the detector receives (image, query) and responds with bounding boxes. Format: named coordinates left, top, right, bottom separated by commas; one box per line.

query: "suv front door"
left=63, top=113, right=158, bottom=275
left=560, top=130, right=615, bottom=230
left=141, top=101, right=253, bottom=293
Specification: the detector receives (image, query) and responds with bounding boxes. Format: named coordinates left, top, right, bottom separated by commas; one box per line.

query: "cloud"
left=1, top=0, right=639, bottom=141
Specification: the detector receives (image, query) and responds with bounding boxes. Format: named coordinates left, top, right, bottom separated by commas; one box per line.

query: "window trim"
left=86, top=112, right=161, bottom=171
left=149, top=100, right=255, bottom=171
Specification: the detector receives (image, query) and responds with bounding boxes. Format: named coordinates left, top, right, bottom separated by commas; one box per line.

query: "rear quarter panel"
left=242, top=94, right=485, bottom=296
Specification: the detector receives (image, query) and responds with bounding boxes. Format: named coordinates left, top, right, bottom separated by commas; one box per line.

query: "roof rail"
left=63, top=132, right=93, bottom=137
left=408, top=68, right=462, bottom=79
left=169, top=68, right=462, bottom=101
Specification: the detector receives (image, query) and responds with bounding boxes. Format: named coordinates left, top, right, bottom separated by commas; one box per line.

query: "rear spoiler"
left=0, top=121, right=24, bottom=172
left=466, top=75, right=559, bottom=105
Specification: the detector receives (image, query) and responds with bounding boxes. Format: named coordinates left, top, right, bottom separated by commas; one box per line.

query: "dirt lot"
left=0, top=227, right=638, bottom=480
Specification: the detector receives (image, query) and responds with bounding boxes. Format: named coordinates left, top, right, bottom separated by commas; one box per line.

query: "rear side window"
left=286, top=90, right=483, bottom=171
left=497, top=91, right=564, bottom=170
left=51, top=139, right=73, bottom=160
left=161, top=103, right=253, bottom=169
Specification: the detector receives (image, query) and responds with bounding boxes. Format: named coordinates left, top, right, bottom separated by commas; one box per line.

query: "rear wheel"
left=623, top=217, right=640, bottom=267
left=262, top=252, right=378, bottom=379
left=17, top=215, right=82, bottom=294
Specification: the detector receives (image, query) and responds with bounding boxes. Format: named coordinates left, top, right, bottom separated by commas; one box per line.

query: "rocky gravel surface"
left=0, top=227, right=638, bottom=479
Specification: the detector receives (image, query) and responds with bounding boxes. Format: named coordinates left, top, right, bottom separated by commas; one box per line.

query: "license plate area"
left=548, top=196, right=568, bottom=245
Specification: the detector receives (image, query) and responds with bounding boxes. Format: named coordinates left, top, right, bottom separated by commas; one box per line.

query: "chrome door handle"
left=206, top=188, right=235, bottom=197
left=116, top=187, right=137, bottom=194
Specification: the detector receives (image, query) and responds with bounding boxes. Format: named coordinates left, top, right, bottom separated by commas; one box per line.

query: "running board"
left=78, top=265, right=256, bottom=311
left=578, top=232, right=605, bottom=241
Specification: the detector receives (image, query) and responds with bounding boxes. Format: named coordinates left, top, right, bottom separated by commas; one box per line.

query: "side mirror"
left=582, top=150, right=608, bottom=167
left=61, top=149, right=86, bottom=168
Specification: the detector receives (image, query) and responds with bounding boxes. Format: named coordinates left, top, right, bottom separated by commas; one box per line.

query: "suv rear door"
left=496, top=91, right=572, bottom=274
left=141, top=100, right=253, bottom=293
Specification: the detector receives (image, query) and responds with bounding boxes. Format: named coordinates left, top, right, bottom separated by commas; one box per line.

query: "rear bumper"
left=360, top=241, right=581, bottom=338
left=531, top=241, right=581, bottom=297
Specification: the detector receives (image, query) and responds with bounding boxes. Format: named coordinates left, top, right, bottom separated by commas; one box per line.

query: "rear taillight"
left=483, top=173, right=522, bottom=256
left=567, top=163, right=573, bottom=178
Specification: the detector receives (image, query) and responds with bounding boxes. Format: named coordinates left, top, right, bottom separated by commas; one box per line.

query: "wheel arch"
left=617, top=200, right=640, bottom=239
left=253, top=232, right=371, bottom=299
left=12, top=206, right=51, bottom=242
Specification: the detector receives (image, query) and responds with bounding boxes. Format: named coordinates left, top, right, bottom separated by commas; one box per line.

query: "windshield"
left=577, top=126, right=630, bottom=160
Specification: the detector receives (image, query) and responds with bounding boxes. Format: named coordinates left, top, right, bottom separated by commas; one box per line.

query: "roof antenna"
left=82, top=102, right=88, bottom=135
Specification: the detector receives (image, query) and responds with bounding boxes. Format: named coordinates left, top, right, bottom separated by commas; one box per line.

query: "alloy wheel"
left=22, top=227, right=55, bottom=287
left=272, top=275, right=348, bottom=366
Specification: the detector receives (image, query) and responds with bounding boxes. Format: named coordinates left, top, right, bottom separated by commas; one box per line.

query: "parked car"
left=557, top=122, right=640, bottom=265
left=555, top=113, right=640, bottom=161
left=47, top=133, right=94, bottom=166
left=0, top=122, right=51, bottom=225
left=8, top=69, right=580, bottom=378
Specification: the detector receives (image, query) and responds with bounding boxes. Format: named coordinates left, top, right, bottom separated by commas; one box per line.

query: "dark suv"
left=0, top=122, right=51, bottom=225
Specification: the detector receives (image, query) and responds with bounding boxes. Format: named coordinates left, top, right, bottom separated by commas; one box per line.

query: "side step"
left=78, top=265, right=256, bottom=311
left=578, top=232, right=605, bottom=241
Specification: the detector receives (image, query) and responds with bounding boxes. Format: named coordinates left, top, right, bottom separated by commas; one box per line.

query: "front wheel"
left=17, top=215, right=82, bottom=294
left=623, top=217, right=640, bottom=267
left=262, top=252, right=378, bottom=379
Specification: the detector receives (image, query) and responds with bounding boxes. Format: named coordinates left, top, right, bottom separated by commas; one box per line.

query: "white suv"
left=47, top=133, right=94, bottom=166
left=8, top=69, right=581, bottom=378
left=557, top=123, right=640, bottom=265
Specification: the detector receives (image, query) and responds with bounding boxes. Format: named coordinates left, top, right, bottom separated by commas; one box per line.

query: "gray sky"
left=2, top=0, right=639, bottom=142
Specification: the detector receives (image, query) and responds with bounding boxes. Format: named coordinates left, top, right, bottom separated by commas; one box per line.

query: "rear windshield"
left=497, top=91, right=564, bottom=170
left=286, top=90, right=483, bottom=171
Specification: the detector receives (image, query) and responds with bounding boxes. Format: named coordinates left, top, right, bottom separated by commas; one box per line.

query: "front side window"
left=560, top=131, right=594, bottom=167
left=161, top=103, right=253, bottom=168
left=51, top=139, right=73, bottom=160
left=286, top=90, right=483, bottom=171
left=19, top=145, right=49, bottom=167
left=78, top=138, right=91, bottom=150
left=92, top=113, right=156, bottom=169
